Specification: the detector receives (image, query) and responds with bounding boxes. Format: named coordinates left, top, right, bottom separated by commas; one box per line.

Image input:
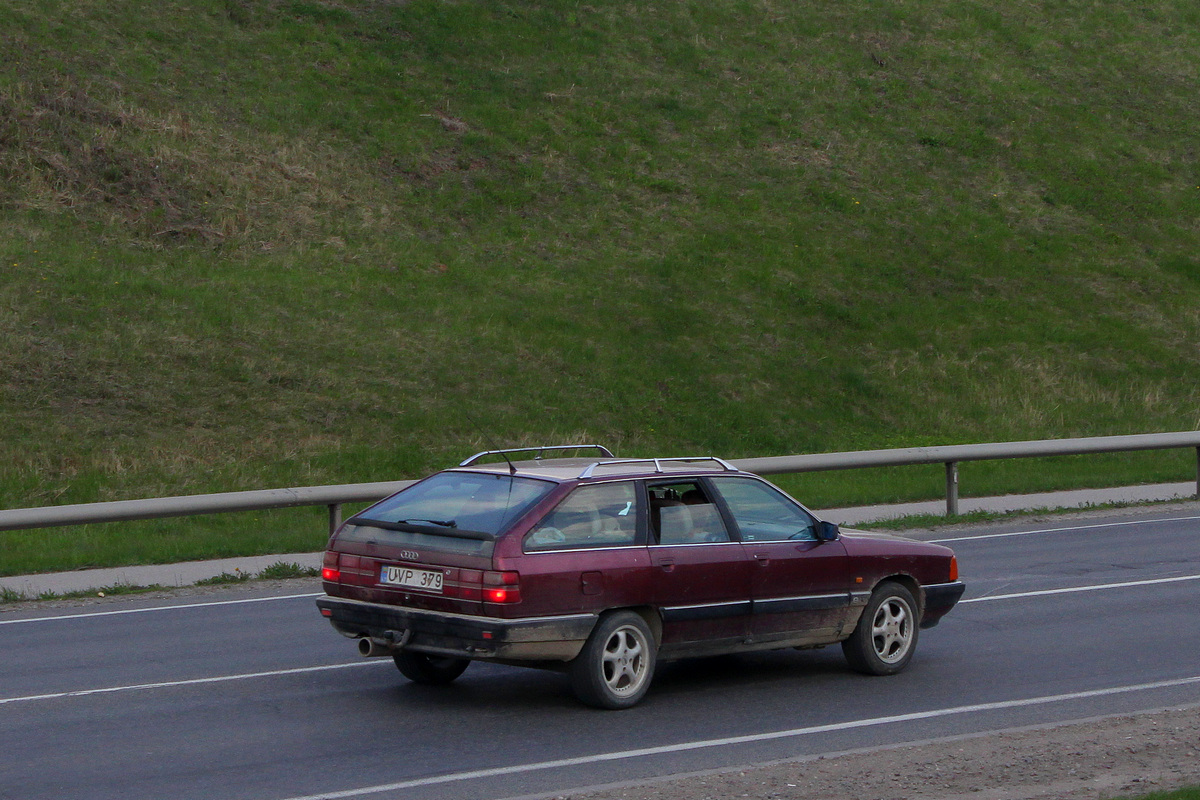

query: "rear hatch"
left=324, top=520, right=496, bottom=615
left=322, top=470, right=557, bottom=616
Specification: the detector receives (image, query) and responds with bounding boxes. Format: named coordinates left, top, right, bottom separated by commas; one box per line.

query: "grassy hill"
left=2, top=0, right=1199, bottom=573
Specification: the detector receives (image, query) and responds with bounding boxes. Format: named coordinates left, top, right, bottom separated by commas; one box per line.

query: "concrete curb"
left=2, top=481, right=1195, bottom=599
left=0, top=552, right=324, bottom=599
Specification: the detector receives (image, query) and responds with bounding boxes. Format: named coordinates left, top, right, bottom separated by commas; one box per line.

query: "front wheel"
left=393, top=651, right=470, bottom=685
left=569, top=611, right=657, bottom=709
left=842, top=582, right=919, bottom=675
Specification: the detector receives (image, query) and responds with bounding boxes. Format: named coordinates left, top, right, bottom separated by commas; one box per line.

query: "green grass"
left=3, top=0, right=1200, bottom=573
left=193, top=560, right=318, bottom=585
left=1115, top=790, right=1200, bottom=800
left=0, top=507, right=328, bottom=576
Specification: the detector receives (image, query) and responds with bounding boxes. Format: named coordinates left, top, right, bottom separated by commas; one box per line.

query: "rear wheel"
left=842, top=582, right=918, bottom=675
left=569, top=611, right=657, bottom=709
left=393, top=651, right=470, bottom=685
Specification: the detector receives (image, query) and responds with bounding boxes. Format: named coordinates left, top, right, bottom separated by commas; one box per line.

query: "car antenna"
left=465, top=410, right=517, bottom=475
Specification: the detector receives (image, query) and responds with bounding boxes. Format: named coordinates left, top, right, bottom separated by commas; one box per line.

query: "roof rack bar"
left=459, top=445, right=615, bottom=468
left=578, top=456, right=740, bottom=479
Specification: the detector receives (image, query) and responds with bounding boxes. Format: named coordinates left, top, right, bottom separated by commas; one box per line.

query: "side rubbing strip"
left=752, top=594, right=851, bottom=615
left=661, top=601, right=753, bottom=623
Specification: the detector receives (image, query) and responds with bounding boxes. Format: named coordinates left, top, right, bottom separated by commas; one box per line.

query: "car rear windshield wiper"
left=397, top=518, right=457, bottom=528
left=344, top=516, right=494, bottom=541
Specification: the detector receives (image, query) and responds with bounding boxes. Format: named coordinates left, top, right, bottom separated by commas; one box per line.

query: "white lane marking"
left=961, top=573, right=1200, bottom=603
left=0, top=593, right=323, bottom=625
left=0, top=661, right=385, bottom=705
left=930, top=515, right=1200, bottom=543
left=272, top=675, right=1200, bottom=800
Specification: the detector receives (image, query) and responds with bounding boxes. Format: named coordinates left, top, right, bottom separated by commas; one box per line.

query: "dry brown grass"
left=1, top=76, right=383, bottom=250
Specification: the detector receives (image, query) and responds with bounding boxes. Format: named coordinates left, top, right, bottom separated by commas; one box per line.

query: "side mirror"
left=816, top=520, right=840, bottom=541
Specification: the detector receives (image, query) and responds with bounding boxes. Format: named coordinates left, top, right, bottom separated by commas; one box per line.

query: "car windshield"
left=352, top=471, right=556, bottom=538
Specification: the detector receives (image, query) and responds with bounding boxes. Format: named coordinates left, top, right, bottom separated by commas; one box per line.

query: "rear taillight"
left=483, top=571, right=521, bottom=604
left=948, top=556, right=959, bottom=582
left=322, top=552, right=341, bottom=583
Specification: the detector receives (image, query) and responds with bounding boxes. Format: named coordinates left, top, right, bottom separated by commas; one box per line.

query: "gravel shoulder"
left=550, top=705, right=1200, bottom=800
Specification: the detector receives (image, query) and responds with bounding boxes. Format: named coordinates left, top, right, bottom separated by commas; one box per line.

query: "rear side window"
left=525, top=482, right=639, bottom=551
left=354, top=472, right=555, bottom=537
left=648, top=481, right=731, bottom=544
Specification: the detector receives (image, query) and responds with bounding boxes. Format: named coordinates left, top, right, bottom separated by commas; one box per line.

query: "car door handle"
left=754, top=554, right=770, bottom=566
left=656, top=560, right=676, bottom=573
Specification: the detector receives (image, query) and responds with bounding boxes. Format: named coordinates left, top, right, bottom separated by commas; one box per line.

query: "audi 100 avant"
left=317, top=446, right=965, bottom=708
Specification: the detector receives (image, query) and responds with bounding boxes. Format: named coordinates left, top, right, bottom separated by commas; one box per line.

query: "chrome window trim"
left=523, top=544, right=646, bottom=555
left=755, top=592, right=849, bottom=605
left=660, top=599, right=751, bottom=613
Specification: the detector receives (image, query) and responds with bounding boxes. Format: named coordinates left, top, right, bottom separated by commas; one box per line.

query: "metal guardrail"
left=734, top=431, right=1200, bottom=515
left=1, top=432, right=1198, bottom=535
left=0, top=480, right=415, bottom=536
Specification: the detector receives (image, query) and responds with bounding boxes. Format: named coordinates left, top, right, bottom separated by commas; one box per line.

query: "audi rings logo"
left=398, top=550, right=420, bottom=561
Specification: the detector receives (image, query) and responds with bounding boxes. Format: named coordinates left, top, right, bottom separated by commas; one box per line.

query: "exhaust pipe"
left=357, top=630, right=410, bottom=657
left=357, top=637, right=391, bottom=657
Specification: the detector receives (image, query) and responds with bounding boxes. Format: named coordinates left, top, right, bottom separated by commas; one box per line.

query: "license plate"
left=380, top=565, right=444, bottom=593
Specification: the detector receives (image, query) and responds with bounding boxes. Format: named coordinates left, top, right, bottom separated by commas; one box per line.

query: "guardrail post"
left=945, top=461, right=959, bottom=516
left=328, top=503, right=342, bottom=538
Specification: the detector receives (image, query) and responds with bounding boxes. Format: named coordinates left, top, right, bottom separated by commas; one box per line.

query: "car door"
left=708, top=476, right=854, bottom=645
left=520, top=480, right=650, bottom=616
left=644, top=479, right=753, bottom=653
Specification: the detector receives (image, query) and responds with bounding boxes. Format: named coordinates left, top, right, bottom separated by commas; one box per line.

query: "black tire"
left=392, top=651, right=470, bottom=685
left=569, top=611, right=657, bottom=709
left=842, top=582, right=919, bottom=676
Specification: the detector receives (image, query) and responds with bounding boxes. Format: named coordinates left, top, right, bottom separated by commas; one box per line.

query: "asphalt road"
left=3, top=507, right=1199, bottom=800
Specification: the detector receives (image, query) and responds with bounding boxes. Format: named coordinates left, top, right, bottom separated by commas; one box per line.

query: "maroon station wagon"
left=317, top=446, right=965, bottom=708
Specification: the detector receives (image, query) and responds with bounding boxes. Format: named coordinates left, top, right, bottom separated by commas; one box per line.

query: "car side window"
left=710, top=477, right=816, bottom=542
left=524, top=482, right=639, bottom=551
left=647, top=481, right=731, bottom=545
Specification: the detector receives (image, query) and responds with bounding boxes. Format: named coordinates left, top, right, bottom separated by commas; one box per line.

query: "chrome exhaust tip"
left=357, top=637, right=388, bottom=657
left=357, top=630, right=411, bottom=657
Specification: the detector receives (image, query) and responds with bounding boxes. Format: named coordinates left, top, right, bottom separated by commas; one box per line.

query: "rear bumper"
left=920, top=581, right=966, bottom=629
left=316, top=595, right=597, bottom=662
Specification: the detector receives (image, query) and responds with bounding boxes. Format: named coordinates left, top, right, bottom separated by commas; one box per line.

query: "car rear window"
left=344, top=471, right=556, bottom=545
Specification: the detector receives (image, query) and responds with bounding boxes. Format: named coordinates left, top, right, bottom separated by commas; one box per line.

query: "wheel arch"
left=599, top=605, right=663, bottom=647
left=872, top=573, right=924, bottom=617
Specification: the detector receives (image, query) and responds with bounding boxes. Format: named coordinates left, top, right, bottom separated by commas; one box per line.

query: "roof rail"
left=579, top=456, right=740, bottom=479
left=459, top=445, right=616, bottom=467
